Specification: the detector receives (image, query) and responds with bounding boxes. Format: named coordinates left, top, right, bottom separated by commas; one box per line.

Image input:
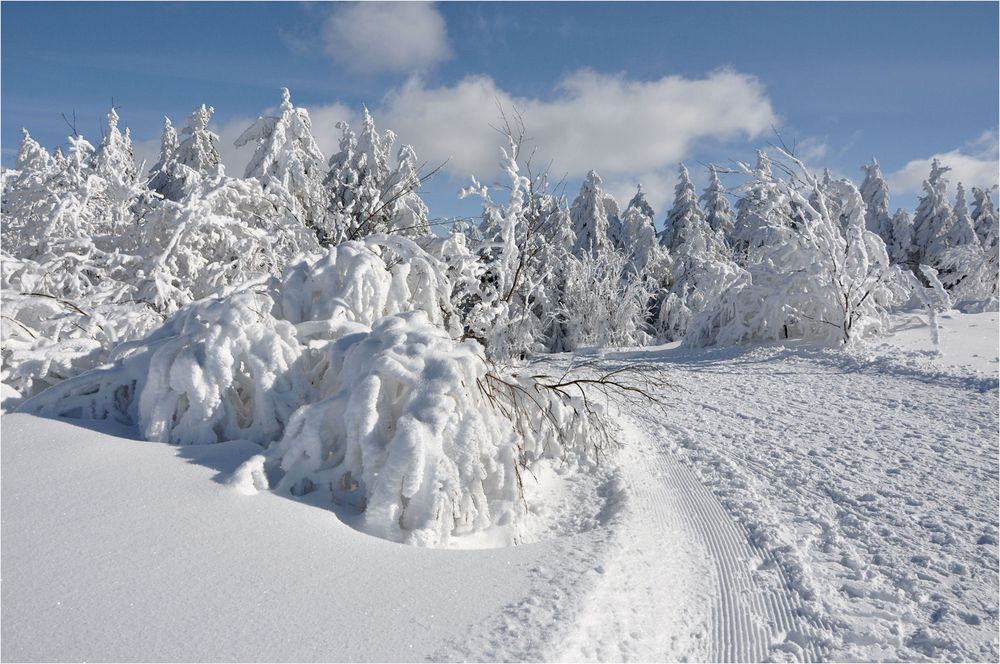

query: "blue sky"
left=3, top=1, right=998, bottom=220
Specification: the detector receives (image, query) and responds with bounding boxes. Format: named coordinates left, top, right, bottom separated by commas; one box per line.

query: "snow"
left=879, top=309, right=999, bottom=373
left=4, top=310, right=996, bottom=661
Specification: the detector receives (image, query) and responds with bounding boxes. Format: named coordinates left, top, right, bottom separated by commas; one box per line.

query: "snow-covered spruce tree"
left=92, top=107, right=151, bottom=239
left=911, top=158, right=955, bottom=268
left=235, top=88, right=327, bottom=240
left=570, top=170, right=614, bottom=258
left=322, top=108, right=431, bottom=245
left=730, top=150, right=781, bottom=265
left=158, top=104, right=222, bottom=201
left=147, top=117, right=180, bottom=200
left=654, top=164, right=734, bottom=340
left=700, top=164, right=735, bottom=240
left=859, top=158, right=893, bottom=245
left=888, top=208, right=914, bottom=265
left=971, top=186, right=998, bottom=254
left=971, top=187, right=1000, bottom=304
left=661, top=164, right=726, bottom=258
left=617, top=184, right=666, bottom=277
left=948, top=183, right=981, bottom=249
left=1, top=130, right=54, bottom=250
left=687, top=151, right=907, bottom=347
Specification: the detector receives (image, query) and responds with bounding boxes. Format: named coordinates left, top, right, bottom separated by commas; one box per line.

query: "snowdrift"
left=19, top=237, right=593, bottom=546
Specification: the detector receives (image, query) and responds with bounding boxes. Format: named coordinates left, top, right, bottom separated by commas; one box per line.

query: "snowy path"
left=584, top=327, right=998, bottom=661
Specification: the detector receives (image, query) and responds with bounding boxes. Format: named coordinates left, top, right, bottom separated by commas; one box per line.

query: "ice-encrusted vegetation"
left=3, top=88, right=997, bottom=545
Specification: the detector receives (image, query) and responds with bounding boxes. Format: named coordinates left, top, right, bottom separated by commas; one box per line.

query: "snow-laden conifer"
left=570, top=170, right=613, bottom=257
left=911, top=159, right=955, bottom=267
left=323, top=108, right=430, bottom=243
left=972, top=186, right=999, bottom=256
left=859, top=158, right=893, bottom=244
left=700, top=165, right=735, bottom=239
left=235, top=88, right=327, bottom=239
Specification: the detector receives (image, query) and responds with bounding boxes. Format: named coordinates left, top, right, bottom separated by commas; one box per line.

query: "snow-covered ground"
left=3, top=310, right=997, bottom=661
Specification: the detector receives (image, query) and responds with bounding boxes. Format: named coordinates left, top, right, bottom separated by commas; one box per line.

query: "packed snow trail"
left=549, top=409, right=835, bottom=662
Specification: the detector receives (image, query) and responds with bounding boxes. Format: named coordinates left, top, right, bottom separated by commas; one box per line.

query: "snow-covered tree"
left=617, top=185, right=664, bottom=276
left=911, top=158, right=954, bottom=267
left=322, top=108, right=430, bottom=244
left=731, top=150, right=782, bottom=265
left=859, top=158, right=893, bottom=244
left=700, top=165, right=734, bottom=239
left=235, top=88, right=327, bottom=238
left=661, top=164, right=708, bottom=253
left=93, top=107, right=137, bottom=188
left=92, top=107, right=148, bottom=237
left=971, top=186, right=998, bottom=254
left=147, top=117, right=180, bottom=199
left=569, top=170, right=613, bottom=258
left=934, top=183, right=996, bottom=304
left=657, top=166, right=738, bottom=340
left=688, top=151, right=907, bottom=347
left=1, top=130, right=54, bottom=249
left=948, top=183, right=981, bottom=248
left=14, top=128, right=51, bottom=173
left=888, top=208, right=913, bottom=265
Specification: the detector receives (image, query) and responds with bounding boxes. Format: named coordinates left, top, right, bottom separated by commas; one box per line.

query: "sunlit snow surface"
left=2, top=311, right=997, bottom=661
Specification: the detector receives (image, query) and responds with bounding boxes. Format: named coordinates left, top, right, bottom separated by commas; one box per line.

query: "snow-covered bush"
left=556, top=250, right=653, bottom=350
left=1, top=268, right=161, bottom=398
left=18, top=239, right=613, bottom=546
left=265, top=312, right=522, bottom=544
left=136, top=174, right=319, bottom=314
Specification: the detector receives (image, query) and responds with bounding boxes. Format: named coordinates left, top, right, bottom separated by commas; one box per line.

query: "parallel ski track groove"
left=628, top=409, right=830, bottom=662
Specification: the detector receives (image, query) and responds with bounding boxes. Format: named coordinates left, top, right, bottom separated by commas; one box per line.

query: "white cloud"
left=322, top=2, right=450, bottom=75
left=888, top=129, right=999, bottom=196
left=377, top=69, right=776, bottom=184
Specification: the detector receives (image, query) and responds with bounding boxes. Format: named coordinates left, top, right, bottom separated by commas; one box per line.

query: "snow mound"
left=19, top=239, right=596, bottom=546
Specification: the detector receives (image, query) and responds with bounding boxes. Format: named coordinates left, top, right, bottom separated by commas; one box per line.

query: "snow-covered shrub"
left=17, top=286, right=304, bottom=444
left=18, top=239, right=613, bottom=546
left=457, top=129, right=556, bottom=360
left=0, top=285, right=161, bottom=399
left=556, top=251, right=653, bottom=350
left=265, top=312, right=522, bottom=545
left=136, top=174, right=319, bottom=314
